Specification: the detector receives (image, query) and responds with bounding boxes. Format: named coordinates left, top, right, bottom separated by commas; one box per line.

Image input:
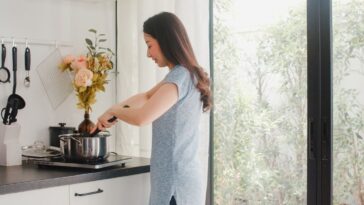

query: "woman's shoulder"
left=170, top=65, right=199, bottom=86
left=166, top=65, right=189, bottom=79
left=172, top=64, right=189, bottom=73
left=164, top=65, right=193, bottom=87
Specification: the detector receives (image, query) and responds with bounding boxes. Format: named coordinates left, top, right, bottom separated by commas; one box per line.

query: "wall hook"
left=25, top=38, right=29, bottom=47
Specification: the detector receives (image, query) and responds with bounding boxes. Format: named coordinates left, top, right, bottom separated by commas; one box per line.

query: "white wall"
left=0, top=0, right=117, bottom=150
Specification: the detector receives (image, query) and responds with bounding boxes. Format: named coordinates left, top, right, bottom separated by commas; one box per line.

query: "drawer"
left=69, top=173, right=150, bottom=205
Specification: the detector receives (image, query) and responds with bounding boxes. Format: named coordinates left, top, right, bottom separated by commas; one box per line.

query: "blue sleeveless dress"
left=150, top=65, right=204, bottom=205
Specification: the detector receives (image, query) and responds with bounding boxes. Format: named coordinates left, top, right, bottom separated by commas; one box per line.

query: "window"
left=213, top=0, right=307, bottom=204
left=333, top=0, right=364, bottom=204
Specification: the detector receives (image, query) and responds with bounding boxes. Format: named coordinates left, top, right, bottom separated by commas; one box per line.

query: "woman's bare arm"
left=118, top=81, right=165, bottom=108
left=93, top=82, right=178, bottom=130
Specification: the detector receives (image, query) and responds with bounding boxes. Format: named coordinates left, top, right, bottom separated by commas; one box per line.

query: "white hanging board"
left=36, top=48, right=73, bottom=109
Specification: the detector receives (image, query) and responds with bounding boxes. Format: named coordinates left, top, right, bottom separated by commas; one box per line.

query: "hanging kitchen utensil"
left=36, top=48, right=73, bottom=109
left=0, top=43, right=10, bottom=83
left=24, top=41, right=31, bottom=87
left=1, top=45, right=26, bottom=125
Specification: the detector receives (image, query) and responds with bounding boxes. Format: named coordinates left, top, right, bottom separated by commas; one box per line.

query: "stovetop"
left=32, top=155, right=131, bottom=169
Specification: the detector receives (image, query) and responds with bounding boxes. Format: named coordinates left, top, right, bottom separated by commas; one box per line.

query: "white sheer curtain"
left=116, top=0, right=210, bottom=202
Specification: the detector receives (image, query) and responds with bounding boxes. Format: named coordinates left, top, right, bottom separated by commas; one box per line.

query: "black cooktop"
left=33, top=155, right=131, bottom=169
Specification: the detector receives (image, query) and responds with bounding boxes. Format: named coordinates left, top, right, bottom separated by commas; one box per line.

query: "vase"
left=78, top=111, right=95, bottom=134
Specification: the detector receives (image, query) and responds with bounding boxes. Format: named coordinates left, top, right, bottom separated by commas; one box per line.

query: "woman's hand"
left=91, top=109, right=118, bottom=133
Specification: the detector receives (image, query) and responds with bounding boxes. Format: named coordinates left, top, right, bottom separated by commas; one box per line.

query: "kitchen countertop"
left=0, top=157, right=150, bottom=195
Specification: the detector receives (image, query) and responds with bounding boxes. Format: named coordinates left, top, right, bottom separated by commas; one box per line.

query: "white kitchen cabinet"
left=0, top=173, right=150, bottom=205
left=69, top=173, right=150, bottom=205
left=0, top=185, right=69, bottom=205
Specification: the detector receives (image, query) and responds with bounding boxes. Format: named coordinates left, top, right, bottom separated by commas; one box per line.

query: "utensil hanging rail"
left=0, top=37, right=72, bottom=47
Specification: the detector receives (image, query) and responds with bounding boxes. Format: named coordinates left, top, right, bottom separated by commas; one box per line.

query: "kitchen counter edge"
left=0, top=157, right=150, bottom=195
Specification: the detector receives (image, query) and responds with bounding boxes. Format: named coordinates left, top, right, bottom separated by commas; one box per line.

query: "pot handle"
left=59, top=136, right=80, bottom=143
left=70, top=136, right=82, bottom=145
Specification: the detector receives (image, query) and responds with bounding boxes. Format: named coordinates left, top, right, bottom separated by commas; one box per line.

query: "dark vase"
left=78, top=111, right=95, bottom=134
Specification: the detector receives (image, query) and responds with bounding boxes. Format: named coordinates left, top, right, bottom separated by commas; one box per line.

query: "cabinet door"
left=0, top=185, right=69, bottom=205
left=70, top=173, right=150, bottom=205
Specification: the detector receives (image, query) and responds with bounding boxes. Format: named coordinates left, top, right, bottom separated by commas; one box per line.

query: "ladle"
left=0, top=43, right=10, bottom=83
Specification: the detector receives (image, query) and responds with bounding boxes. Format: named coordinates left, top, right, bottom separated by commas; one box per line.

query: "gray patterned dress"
left=150, top=65, right=203, bottom=205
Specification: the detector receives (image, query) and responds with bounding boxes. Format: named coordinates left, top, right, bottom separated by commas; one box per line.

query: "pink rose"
left=71, top=55, right=88, bottom=72
left=74, top=68, right=93, bottom=87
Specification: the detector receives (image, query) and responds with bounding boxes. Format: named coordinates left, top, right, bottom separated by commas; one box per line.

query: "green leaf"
left=85, top=38, right=93, bottom=46
left=98, top=39, right=107, bottom=42
left=107, top=48, right=115, bottom=55
left=87, top=47, right=93, bottom=54
left=88, top=29, right=97, bottom=33
left=96, top=52, right=106, bottom=56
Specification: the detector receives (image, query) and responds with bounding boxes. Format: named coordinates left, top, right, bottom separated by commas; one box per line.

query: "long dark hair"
left=143, top=12, right=212, bottom=112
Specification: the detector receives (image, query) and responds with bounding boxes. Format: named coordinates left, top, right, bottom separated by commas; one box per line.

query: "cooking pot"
left=49, top=123, right=76, bottom=147
left=59, top=132, right=110, bottom=162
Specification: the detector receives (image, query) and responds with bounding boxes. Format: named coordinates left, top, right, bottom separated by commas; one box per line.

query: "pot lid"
left=49, top=122, right=76, bottom=130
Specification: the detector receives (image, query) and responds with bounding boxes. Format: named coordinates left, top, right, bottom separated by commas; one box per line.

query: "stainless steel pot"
left=59, top=132, right=110, bottom=162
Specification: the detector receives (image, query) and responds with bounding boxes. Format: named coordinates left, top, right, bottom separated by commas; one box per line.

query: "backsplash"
left=0, top=0, right=117, bottom=150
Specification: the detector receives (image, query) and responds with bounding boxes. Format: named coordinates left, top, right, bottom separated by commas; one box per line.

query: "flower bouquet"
left=59, top=29, right=114, bottom=132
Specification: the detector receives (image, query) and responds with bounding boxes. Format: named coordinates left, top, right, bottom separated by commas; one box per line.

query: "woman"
left=92, top=12, right=212, bottom=205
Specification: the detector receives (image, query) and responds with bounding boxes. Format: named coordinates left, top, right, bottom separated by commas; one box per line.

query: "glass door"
left=332, top=0, right=364, bottom=204
left=213, top=0, right=307, bottom=204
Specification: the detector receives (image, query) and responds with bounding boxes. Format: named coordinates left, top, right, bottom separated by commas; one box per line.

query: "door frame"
left=307, top=0, right=332, bottom=204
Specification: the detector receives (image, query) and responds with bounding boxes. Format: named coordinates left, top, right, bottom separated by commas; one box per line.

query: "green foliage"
left=86, top=29, right=115, bottom=57
left=214, top=0, right=307, bottom=204
left=214, top=0, right=364, bottom=204
left=331, top=1, right=364, bottom=204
